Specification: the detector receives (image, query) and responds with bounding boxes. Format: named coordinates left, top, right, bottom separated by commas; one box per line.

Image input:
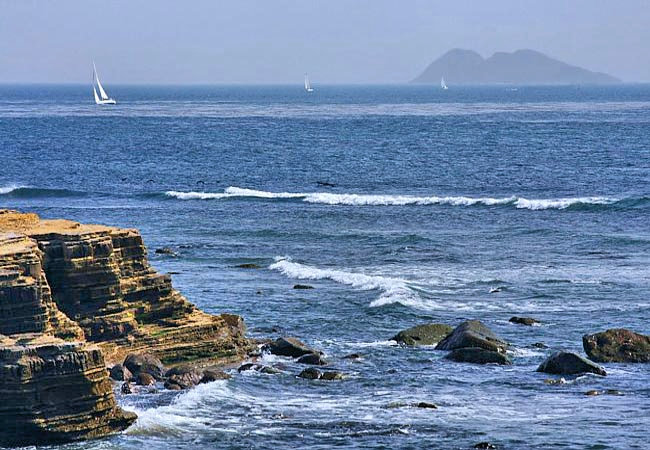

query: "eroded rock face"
left=391, top=323, right=453, bottom=346
left=0, top=211, right=256, bottom=445
left=537, top=351, right=606, bottom=376
left=0, top=334, right=136, bottom=447
left=583, top=328, right=650, bottom=363
left=436, top=320, right=508, bottom=353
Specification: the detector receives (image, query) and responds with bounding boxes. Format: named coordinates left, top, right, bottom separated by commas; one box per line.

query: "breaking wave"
left=0, top=185, right=87, bottom=198
left=164, top=187, right=634, bottom=210
left=269, top=257, right=424, bottom=308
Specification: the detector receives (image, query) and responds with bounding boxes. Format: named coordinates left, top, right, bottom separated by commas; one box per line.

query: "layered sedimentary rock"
left=0, top=334, right=136, bottom=447
left=0, top=209, right=254, bottom=445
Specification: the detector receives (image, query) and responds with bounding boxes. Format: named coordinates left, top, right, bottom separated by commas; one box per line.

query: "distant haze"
left=1, top=0, right=649, bottom=84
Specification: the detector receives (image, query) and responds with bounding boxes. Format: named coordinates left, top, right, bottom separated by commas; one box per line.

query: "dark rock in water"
left=532, top=342, right=548, bottom=349
left=164, top=381, right=183, bottom=391
left=585, top=390, right=602, bottom=396
left=474, top=442, right=497, bottom=449
left=392, top=323, right=453, bottom=346
left=200, top=369, right=231, bottom=383
left=414, top=402, right=438, bottom=409
left=124, top=353, right=165, bottom=380
left=238, top=362, right=257, bottom=372
left=316, top=181, right=336, bottom=187
left=605, top=389, right=624, bottom=396
left=297, top=352, right=328, bottom=365
left=109, top=364, right=132, bottom=381
left=121, top=382, right=133, bottom=395
left=582, top=328, right=650, bottom=363
left=135, top=373, right=157, bottom=386
left=236, top=263, right=261, bottom=269
left=237, top=363, right=281, bottom=375
left=343, top=353, right=362, bottom=360
left=155, top=247, right=176, bottom=256
left=509, top=316, right=540, bottom=326
left=298, top=368, right=322, bottom=379
left=537, top=351, right=606, bottom=376
left=446, top=347, right=512, bottom=365
left=435, top=320, right=508, bottom=353
left=320, top=371, right=344, bottom=381
left=163, top=365, right=203, bottom=390
left=293, top=284, right=314, bottom=290
left=265, top=337, right=320, bottom=358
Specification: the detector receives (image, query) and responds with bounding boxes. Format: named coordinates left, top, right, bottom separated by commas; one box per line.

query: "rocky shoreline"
left=0, top=209, right=253, bottom=446
left=1, top=208, right=649, bottom=447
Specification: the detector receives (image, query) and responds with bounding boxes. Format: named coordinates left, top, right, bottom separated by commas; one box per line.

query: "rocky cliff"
left=0, top=209, right=253, bottom=446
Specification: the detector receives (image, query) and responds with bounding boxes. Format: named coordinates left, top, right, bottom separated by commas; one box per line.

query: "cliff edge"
left=0, top=209, right=254, bottom=446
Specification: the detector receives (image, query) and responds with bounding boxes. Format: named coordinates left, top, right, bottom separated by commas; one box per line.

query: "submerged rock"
left=124, top=353, right=166, bottom=380
left=155, top=247, right=176, bottom=256
left=537, top=351, right=606, bottom=376
left=238, top=363, right=281, bottom=375
left=391, top=323, right=453, bottom=346
left=298, top=367, right=322, bottom=379
left=435, top=320, right=508, bottom=353
left=474, top=443, right=497, bottom=449
left=445, top=347, right=512, bottom=365
left=293, top=284, right=314, bottom=290
left=582, top=328, right=650, bottom=363
left=320, top=371, right=344, bottom=380
left=236, top=263, right=262, bottom=269
left=265, top=337, right=321, bottom=358
left=343, top=353, right=362, bottom=360
left=509, top=316, right=540, bottom=326
left=297, top=352, right=328, bottom=365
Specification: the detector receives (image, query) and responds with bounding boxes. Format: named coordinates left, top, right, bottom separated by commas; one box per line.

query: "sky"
left=1, top=0, right=649, bottom=84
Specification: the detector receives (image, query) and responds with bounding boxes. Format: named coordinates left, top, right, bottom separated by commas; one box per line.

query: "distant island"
left=412, top=49, right=620, bottom=85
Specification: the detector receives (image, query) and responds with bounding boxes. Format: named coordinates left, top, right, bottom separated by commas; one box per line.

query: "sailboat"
left=93, top=62, right=116, bottom=105
left=441, top=76, right=448, bottom=90
left=304, top=73, right=314, bottom=92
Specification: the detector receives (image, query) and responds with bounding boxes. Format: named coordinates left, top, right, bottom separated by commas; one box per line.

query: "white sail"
left=92, top=62, right=116, bottom=105
left=441, top=76, right=448, bottom=90
left=304, top=73, right=313, bottom=92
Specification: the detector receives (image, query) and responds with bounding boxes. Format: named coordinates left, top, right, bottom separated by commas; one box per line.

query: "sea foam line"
left=269, top=257, right=424, bottom=308
left=164, top=187, right=620, bottom=210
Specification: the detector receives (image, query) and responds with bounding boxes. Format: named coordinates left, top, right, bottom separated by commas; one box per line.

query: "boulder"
left=124, top=353, right=165, bottom=380
left=582, top=328, right=650, bottom=363
left=509, top=316, right=540, bottom=326
left=536, top=351, right=606, bottom=376
left=109, top=364, right=132, bottom=381
left=297, top=353, right=328, bottom=365
left=391, top=323, right=453, bottom=346
left=435, top=320, right=507, bottom=353
left=135, top=373, right=157, bottom=386
left=320, top=371, right=344, bottom=381
left=445, top=347, right=512, bottom=365
left=298, top=368, right=321, bottom=379
left=163, top=365, right=203, bottom=390
left=265, top=337, right=320, bottom=358
left=200, top=369, right=231, bottom=383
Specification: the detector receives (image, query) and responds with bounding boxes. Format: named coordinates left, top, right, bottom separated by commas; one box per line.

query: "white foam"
left=0, top=184, right=23, bottom=195
left=165, top=186, right=620, bottom=210
left=269, top=257, right=425, bottom=308
left=514, top=196, right=616, bottom=210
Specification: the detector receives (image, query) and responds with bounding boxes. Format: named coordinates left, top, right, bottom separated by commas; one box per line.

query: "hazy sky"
left=1, top=0, right=648, bottom=84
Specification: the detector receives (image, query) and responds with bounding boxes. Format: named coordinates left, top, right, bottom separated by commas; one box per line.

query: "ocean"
left=1, top=84, right=649, bottom=449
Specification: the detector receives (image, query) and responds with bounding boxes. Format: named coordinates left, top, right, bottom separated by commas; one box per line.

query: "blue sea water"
left=1, top=84, right=649, bottom=449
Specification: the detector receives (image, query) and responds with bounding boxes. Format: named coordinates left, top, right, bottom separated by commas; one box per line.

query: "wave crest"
left=165, top=186, right=626, bottom=210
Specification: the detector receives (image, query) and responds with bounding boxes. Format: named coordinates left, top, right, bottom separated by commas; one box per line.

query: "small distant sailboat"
left=441, top=76, right=448, bottom=90
left=93, top=62, right=116, bottom=105
left=304, top=73, right=314, bottom=92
